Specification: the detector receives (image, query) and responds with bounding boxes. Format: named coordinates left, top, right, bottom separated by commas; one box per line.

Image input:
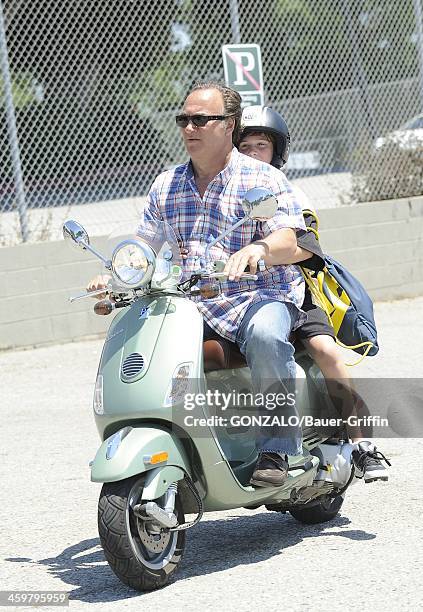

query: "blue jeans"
left=236, top=299, right=302, bottom=456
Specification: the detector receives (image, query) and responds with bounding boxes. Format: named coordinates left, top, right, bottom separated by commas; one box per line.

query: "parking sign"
left=222, top=44, right=264, bottom=107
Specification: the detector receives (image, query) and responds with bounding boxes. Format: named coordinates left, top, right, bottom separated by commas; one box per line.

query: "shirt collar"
left=185, top=159, right=194, bottom=181
left=184, top=147, right=240, bottom=185
left=217, top=147, right=239, bottom=184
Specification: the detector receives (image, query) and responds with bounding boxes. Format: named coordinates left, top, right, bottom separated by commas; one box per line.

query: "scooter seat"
left=203, top=337, right=246, bottom=372
left=203, top=330, right=299, bottom=372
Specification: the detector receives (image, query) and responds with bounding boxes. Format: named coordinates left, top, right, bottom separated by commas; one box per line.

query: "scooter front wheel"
left=98, top=474, right=186, bottom=591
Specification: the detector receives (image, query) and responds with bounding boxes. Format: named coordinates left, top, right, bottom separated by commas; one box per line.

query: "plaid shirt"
left=139, top=148, right=306, bottom=342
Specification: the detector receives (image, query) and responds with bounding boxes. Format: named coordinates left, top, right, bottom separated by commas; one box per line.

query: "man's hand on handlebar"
left=86, top=274, right=112, bottom=299
left=223, top=243, right=267, bottom=281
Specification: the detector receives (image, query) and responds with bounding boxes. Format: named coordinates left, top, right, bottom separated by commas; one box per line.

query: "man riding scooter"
left=75, top=83, right=391, bottom=591
left=89, top=81, right=309, bottom=487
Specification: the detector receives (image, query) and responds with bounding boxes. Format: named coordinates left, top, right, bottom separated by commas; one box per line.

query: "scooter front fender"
left=90, top=426, right=190, bottom=490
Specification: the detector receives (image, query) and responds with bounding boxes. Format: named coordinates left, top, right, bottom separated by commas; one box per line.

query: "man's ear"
left=225, top=116, right=235, bottom=135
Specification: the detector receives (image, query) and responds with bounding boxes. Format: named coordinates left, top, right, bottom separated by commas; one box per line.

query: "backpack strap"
left=301, top=208, right=320, bottom=241
left=302, top=208, right=320, bottom=232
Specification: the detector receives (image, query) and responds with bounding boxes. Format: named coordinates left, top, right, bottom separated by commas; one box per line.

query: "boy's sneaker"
left=250, top=452, right=289, bottom=487
left=352, top=441, right=391, bottom=483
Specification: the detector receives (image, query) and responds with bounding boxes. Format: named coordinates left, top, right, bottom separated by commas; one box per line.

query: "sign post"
left=222, top=44, right=264, bottom=107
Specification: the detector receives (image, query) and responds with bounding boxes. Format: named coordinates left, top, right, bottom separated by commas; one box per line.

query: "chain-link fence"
left=1, top=0, right=423, bottom=245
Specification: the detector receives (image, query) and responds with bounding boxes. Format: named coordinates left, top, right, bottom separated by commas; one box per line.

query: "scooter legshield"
left=90, top=425, right=190, bottom=492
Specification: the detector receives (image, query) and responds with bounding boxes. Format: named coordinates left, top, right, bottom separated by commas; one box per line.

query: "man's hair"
left=187, top=81, right=242, bottom=144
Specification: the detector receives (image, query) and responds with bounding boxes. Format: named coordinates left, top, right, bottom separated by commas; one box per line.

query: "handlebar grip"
left=209, top=272, right=258, bottom=281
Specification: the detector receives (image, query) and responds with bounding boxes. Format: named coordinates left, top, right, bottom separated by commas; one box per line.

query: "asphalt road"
left=1, top=297, right=423, bottom=612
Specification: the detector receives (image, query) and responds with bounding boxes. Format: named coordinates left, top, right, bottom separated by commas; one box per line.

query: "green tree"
left=270, top=0, right=418, bottom=97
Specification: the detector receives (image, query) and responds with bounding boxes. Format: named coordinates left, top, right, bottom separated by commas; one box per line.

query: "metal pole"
left=229, top=0, right=241, bottom=43
left=0, top=0, right=28, bottom=242
left=413, top=0, right=423, bottom=111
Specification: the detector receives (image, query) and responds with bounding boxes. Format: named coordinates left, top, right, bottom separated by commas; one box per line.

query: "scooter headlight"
left=111, top=239, right=156, bottom=288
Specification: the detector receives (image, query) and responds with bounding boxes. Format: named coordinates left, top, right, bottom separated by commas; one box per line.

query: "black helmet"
left=240, top=105, right=290, bottom=168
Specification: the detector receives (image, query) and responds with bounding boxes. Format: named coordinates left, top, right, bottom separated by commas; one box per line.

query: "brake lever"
left=69, top=288, right=110, bottom=303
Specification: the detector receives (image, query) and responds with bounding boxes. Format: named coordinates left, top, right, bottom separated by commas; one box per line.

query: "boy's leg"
left=300, top=311, right=389, bottom=482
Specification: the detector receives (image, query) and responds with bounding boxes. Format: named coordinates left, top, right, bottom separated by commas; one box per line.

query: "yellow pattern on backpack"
left=316, top=268, right=351, bottom=336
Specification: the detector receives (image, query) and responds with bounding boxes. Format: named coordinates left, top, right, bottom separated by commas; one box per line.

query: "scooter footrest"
left=288, top=459, right=314, bottom=472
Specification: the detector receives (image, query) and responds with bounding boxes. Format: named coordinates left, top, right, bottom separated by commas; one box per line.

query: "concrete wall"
left=0, top=236, right=111, bottom=350
left=318, top=196, right=423, bottom=300
left=1, top=196, right=422, bottom=351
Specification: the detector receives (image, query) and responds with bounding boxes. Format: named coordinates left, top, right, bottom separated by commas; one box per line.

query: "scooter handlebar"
left=69, top=288, right=110, bottom=302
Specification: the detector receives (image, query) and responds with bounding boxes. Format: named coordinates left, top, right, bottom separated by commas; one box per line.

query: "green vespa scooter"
left=63, top=188, right=357, bottom=592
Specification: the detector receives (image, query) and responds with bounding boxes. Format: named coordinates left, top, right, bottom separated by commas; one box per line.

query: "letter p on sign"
left=222, top=44, right=264, bottom=107
left=233, top=52, right=255, bottom=85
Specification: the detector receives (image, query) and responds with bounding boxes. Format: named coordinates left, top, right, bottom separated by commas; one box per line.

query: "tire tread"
left=98, top=476, right=185, bottom=591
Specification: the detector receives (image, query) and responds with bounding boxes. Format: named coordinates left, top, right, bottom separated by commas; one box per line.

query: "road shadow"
left=5, top=510, right=375, bottom=602
left=179, top=509, right=375, bottom=580
left=5, top=539, right=136, bottom=603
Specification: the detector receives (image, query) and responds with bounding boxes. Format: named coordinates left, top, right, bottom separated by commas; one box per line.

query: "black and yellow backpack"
left=300, top=209, right=379, bottom=365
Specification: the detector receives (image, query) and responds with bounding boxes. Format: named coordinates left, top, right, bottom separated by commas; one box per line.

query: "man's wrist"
left=252, top=241, right=269, bottom=260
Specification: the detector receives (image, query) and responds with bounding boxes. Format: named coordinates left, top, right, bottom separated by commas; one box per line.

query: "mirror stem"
left=204, top=216, right=246, bottom=264
left=80, top=240, right=112, bottom=269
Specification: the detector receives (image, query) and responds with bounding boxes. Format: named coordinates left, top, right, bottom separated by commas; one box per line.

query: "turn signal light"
left=94, top=299, right=115, bottom=315
left=143, top=452, right=169, bottom=465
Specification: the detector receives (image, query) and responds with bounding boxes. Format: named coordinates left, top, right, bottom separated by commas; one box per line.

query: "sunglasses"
left=175, top=114, right=232, bottom=128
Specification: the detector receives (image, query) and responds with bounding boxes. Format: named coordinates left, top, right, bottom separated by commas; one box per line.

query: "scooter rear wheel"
left=289, top=494, right=344, bottom=525
left=98, top=474, right=186, bottom=591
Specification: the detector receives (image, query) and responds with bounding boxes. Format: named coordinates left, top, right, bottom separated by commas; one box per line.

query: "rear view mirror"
left=63, top=220, right=112, bottom=269
left=242, top=187, right=278, bottom=220
left=63, top=220, right=90, bottom=249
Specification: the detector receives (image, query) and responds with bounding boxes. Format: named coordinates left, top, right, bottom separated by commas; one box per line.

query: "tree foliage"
left=270, top=0, right=418, bottom=98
